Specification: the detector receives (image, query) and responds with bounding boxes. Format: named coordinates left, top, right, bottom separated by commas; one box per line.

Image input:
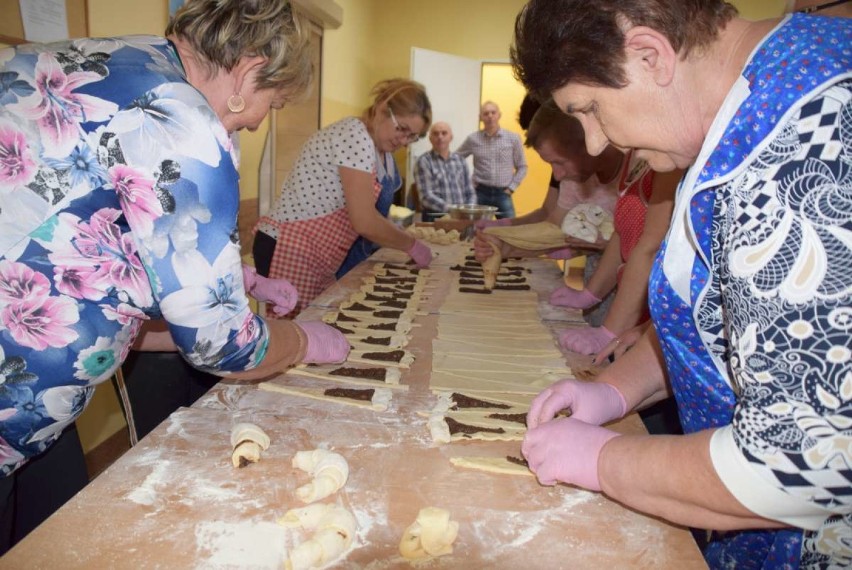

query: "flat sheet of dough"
left=483, top=221, right=566, bottom=250
left=429, top=370, right=562, bottom=394
left=449, top=456, right=533, bottom=477
left=258, top=382, right=392, bottom=411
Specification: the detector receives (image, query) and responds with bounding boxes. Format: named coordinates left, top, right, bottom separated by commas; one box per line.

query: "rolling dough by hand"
left=279, top=503, right=357, bottom=570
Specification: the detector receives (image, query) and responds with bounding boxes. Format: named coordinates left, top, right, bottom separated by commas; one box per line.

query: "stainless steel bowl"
left=446, top=204, right=498, bottom=221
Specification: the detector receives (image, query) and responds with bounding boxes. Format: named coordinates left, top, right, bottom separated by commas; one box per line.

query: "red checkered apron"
left=257, top=177, right=381, bottom=319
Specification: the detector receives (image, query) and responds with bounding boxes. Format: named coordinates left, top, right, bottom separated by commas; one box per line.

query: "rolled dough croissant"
left=292, top=449, right=349, bottom=503
left=399, top=507, right=459, bottom=559
left=279, top=503, right=357, bottom=570
left=230, top=423, right=270, bottom=468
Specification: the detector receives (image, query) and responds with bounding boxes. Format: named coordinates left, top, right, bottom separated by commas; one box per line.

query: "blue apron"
left=335, top=151, right=402, bottom=278
left=648, top=15, right=850, bottom=569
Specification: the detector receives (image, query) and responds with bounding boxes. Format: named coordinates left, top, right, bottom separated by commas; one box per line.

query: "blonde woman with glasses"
left=254, top=78, right=433, bottom=316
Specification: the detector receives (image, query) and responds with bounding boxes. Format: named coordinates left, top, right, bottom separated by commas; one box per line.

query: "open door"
left=409, top=48, right=482, bottom=205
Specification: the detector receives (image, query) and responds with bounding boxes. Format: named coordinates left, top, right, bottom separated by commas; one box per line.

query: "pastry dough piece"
left=560, top=203, right=614, bottom=243
left=484, top=221, right=566, bottom=250
left=279, top=503, right=357, bottom=570
left=399, top=507, right=459, bottom=559
left=292, top=449, right=349, bottom=503
left=259, top=383, right=393, bottom=411
left=230, top=423, right=270, bottom=468
left=285, top=365, right=406, bottom=390
left=428, top=414, right=525, bottom=443
left=481, top=241, right=501, bottom=290
left=449, top=456, right=533, bottom=477
left=348, top=349, right=415, bottom=369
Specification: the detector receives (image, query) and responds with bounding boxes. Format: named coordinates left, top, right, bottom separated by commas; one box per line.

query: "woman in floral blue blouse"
left=0, top=0, right=348, bottom=550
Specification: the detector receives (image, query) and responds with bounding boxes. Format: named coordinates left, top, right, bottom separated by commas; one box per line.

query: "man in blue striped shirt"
left=415, top=121, right=476, bottom=221
left=456, top=101, right=528, bottom=218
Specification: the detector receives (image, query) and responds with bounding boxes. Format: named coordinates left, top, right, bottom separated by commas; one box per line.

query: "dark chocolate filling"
left=445, top=417, right=505, bottom=436
left=378, top=299, right=407, bottom=309
left=362, top=336, right=391, bottom=345
left=487, top=412, right=527, bottom=425
left=372, top=310, right=402, bottom=319
left=336, top=312, right=359, bottom=322
left=451, top=392, right=511, bottom=410
left=361, top=350, right=404, bottom=362
left=367, top=322, right=397, bottom=331
left=346, top=302, right=373, bottom=312
left=494, top=284, right=531, bottom=291
left=324, top=387, right=375, bottom=401
left=329, top=323, right=354, bottom=334
left=330, top=367, right=387, bottom=381
left=506, top=455, right=529, bottom=468
left=459, top=278, right=484, bottom=285
left=459, top=287, right=492, bottom=294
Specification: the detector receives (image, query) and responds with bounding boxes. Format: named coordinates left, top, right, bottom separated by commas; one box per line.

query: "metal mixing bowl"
left=446, top=204, right=498, bottom=221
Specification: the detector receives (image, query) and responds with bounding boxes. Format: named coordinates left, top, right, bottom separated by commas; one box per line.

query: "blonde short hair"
left=366, top=78, right=432, bottom=136
left=166, top=0, right=312, bottom=99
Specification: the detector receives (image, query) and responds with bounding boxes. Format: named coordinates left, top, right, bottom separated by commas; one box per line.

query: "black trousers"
left=114, top=351, right=220, bottom=442
left=0, top=423, right=88, bottom=555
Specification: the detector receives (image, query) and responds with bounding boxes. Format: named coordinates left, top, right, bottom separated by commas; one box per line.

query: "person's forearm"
left=585, top=235, right=621, bottom=301
left=595, top=327, right=670, bottom=409
left=354, top=214, right=416, bottom=251
left=599, top=430, right=786, bottom=530
left=227, top=318, right=307, bottom=381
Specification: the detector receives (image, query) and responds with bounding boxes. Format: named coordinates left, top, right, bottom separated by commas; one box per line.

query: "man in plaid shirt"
left=415, top=121, right=476, bottom=221
left=456, top=101, right=528, bottom=219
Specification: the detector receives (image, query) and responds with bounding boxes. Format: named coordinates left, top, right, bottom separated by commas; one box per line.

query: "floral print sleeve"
left=0, top=36, right=268, bottom=475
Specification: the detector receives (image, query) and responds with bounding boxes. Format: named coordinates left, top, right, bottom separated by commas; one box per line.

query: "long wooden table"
left=1, top=243, right=707, bottom=569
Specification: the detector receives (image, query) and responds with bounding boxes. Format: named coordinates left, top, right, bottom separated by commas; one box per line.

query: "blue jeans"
left=475, top=184, right=515, bottom=219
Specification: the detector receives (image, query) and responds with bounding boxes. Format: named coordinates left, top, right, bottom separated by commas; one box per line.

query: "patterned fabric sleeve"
left=415, top=153, right=446, bottom=212
left=104, top=82, right=270, bottom=374
left=708, top=80, right=852, bottom=530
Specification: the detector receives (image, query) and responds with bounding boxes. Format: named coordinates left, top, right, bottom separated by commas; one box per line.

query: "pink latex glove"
left=407, top=239, right=433, bottom=268
left=559, top=325, right=617, bottom=355
left=474, top=217, right=511, bottom=230
left=295, top=321, right=350, bottom=364
left=242, top=265, right=298, bottom=316
left=522, top=417, right=620, bottom=490
left=549, top=286, right=601, bottom=309
left=526, top=378, right=627, bottom=429
left=547, top=248, right=574, bottom=260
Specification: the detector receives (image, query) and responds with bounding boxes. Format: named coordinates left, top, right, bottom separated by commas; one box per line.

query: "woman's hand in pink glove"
left=474, top=218, right=511, bottom=230
left=548, top=286, right=601, bottom=309
left=526, top=378, right=627, bottom=429
left=295, top=321, right=350, bottom=364
left=592, top=322, right=649, bottom=366
left=242, top=265, right=298, bottom=316
left=522, top=417, right=620, bottom=490
left=559, top=326, right=616, bottom=355
left=407, top=239, right=433, bottom=268
left=547, top=248, right=575, bottom=260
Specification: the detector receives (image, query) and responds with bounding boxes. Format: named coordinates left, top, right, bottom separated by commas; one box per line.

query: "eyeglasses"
left=388, top=106, right=424, bottom=143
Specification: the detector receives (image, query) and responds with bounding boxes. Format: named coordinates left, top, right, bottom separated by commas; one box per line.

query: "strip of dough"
left=285, top=365, right=406, bottom=390
left=449, top=456, right=533, bottom=477
left=399, top=507, right=459, bottom=559
left=259, top=382, right=392, bottom=411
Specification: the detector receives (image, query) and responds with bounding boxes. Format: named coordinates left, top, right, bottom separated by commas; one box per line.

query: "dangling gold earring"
left=227, top=94, right=245, bottom=113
